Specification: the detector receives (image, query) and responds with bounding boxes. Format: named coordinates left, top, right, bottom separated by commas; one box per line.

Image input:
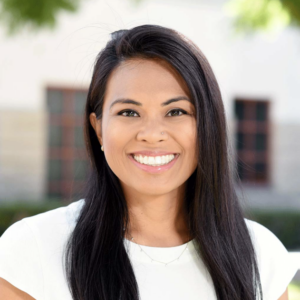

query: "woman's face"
left=90, top=58, right=198, bottom=196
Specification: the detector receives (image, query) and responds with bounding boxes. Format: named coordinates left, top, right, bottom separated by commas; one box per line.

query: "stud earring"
left=101, top=145, right=104, bottom=151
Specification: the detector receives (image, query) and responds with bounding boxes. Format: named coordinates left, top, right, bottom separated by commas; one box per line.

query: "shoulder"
left=244, top=218, right=285, bottom=249
left=243, top=218, right=292, bottom=271
left=0, top=198, right=84, bottom=250
left=21, top=198, right=85, bottom=237
left=244, top=218, right=293, bottom=262
left=0, top=198, right=85, bottom=255
left=23, top=198, right=85, bottom=228
left=14, top=198, right=85, bottom=266
left=0, top=199, right=85, bottom=300
left=243, top=218, right=298, bottom=300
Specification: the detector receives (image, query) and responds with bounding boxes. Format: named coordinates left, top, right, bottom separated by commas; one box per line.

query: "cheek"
left=179, top=119, right=197, bottom=148
left=179, top=122, right=198, bottom=168
left=102, top=120, right=131, bottom=165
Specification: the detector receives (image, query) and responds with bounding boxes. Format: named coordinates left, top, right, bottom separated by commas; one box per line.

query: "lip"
left=128, top=153, right=180, bottom=174
left=130, top=150, right=178, bottom=157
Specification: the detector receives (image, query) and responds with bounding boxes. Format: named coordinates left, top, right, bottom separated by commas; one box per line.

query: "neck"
left=123, top=184, right=191, bottom=247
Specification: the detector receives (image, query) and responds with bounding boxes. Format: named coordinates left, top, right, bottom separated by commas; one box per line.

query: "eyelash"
left=117, top=109, right=188, bottom=117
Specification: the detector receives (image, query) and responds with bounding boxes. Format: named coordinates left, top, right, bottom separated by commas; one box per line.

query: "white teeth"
left=148, top=157, right=155, bottom=165
left=133, top=154, right=176, bottom=166
left=155, top=156, right=162, bottom=165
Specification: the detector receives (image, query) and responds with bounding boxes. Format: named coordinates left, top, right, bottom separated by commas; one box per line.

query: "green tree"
left=225, top=0, right=300, bottom=34
left=0, top=0, right=80, bottom=34
left=0, top=0, right=300, bottom=35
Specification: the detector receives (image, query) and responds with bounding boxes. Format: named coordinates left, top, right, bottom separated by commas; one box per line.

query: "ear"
left=89, top=112, right=103, bottom=146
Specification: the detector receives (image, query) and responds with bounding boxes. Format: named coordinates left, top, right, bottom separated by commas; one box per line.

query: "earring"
left=101, top=145, right=104, bottom=151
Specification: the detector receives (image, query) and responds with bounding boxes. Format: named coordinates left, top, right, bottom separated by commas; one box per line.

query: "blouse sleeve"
left=0, top=219, right=44, bottom=300
left=246, top=219, right=298, bottom=300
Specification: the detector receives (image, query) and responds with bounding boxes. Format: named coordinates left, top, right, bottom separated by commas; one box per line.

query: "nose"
left=136, top=119, right=168, bottom=143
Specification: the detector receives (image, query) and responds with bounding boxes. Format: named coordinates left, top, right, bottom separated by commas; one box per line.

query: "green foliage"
left=289, top=281, right=300, bottom=300
left=224, top=0, right=293, bottom=34
left=245, top=209, right=300, bottom=250
left=1, top=201, right=300, bottom=252
left=0, top=200, right=66, bottom=236
left=0, top=0, right=80, bottom=34
left=282, top=0, right=300, bottom=27
left=1, top=0, right=299, bottom=35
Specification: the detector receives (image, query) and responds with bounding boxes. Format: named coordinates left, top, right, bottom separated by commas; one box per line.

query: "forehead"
left=103, top=58, right=191, bottom=104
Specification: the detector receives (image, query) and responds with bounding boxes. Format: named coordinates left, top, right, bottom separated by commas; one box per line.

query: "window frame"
left=46, top=86, right=89, bottom=200
left=234, top=98, right=271, bottom=186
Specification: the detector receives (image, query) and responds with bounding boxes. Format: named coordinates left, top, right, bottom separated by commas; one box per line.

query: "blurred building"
left=0, top=0, right=299, bottom=209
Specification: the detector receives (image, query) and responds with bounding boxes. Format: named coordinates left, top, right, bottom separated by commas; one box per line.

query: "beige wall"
left=0, top=110, right=47, bottom=202
left=272, top=122, right=300, bottom=193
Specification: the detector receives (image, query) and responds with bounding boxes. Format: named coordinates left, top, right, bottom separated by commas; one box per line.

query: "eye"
left=166, top=109, right=188, bottom=117
left=117, top=108, right=188, bottom=117
left=118, top=110, right=139, bottom=117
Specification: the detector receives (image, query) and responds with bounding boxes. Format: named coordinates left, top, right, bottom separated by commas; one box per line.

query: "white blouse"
left=0, top=199, right=298, bottom=300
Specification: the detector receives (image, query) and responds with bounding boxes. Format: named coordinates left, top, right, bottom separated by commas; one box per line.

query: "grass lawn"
left=289, top=280, right=300, bottom=300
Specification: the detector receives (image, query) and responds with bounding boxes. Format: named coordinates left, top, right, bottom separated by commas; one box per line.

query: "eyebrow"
left=109, top=96, right=192, bottom=110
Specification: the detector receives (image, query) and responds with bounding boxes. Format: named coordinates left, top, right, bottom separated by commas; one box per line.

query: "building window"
left=234, top=99, right=270, bottom=185
left=46, top=87, right=89, bottom=200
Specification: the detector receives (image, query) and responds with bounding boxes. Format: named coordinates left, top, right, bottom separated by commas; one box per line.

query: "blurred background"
left=0, top=0, right=299, bottom=296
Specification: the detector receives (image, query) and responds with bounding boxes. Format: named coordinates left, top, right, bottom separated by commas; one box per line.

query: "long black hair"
left=64, top=24, right=263, bottom=300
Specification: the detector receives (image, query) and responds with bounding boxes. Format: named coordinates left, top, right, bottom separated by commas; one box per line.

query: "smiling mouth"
left=130, top=153, right=179, bottom=166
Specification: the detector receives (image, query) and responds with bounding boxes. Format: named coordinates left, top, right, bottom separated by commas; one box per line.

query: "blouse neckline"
left=123, top=237, right=198, bottom=264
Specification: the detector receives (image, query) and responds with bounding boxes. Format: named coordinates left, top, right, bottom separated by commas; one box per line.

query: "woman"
left=0, top=24, right=298, bottom=300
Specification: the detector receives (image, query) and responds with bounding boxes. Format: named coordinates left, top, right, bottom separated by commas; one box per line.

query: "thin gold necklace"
left=124, top=227, right=191, bottom=266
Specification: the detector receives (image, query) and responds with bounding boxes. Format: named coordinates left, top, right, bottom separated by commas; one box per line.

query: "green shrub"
left=0, top=200, right=66, bottom=236
left=245, top=209, right=300, bottom=251
left=289, top=280, right=300, bottom=300
left=1, top=201, right=300, bottom=251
